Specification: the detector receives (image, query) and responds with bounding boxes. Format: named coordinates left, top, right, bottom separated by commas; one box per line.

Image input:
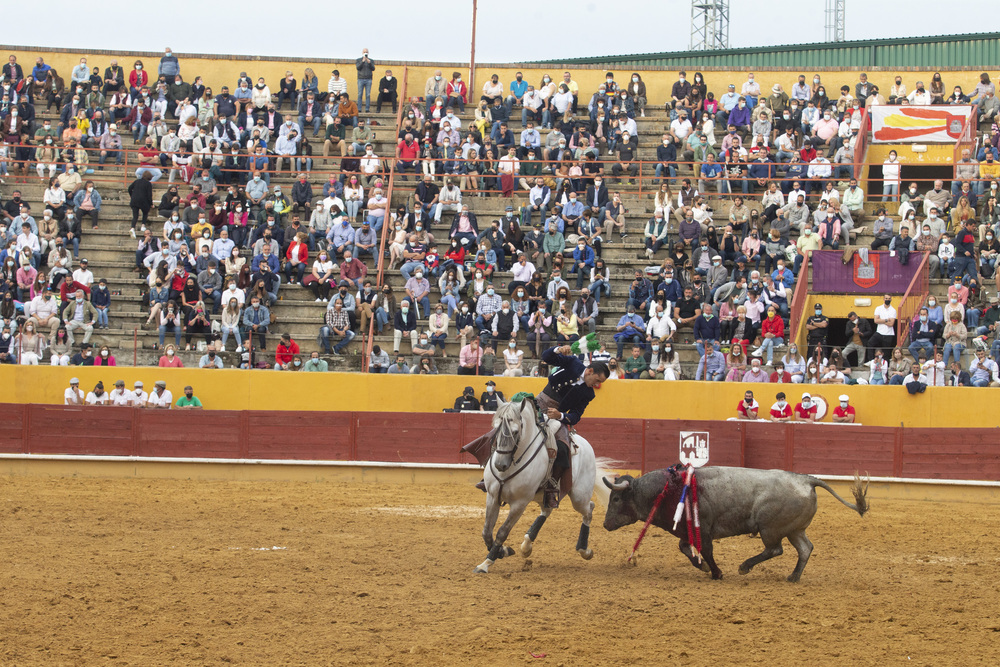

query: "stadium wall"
left=867, top=144, right=956, bottom=166
left=4, top=46, right=993, bottom=111
left=0, top=366, right=996, bottom=428
left=0, top=404, right=997, bottom=481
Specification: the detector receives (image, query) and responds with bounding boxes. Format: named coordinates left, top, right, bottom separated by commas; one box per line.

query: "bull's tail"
left=811, top=473, right=870, bottom=517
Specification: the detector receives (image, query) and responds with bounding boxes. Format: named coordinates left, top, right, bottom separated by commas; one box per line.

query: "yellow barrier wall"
left=6, top=46, right=995, bottom=110
left=0, top=365, right=993, bottom=428
left=868, top=144, right=956, bottom=166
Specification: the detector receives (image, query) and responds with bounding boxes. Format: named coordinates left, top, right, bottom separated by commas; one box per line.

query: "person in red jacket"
left=124, top=101, right=153, bottom=143
left=284, top=232, right=310, bottom=285
left=753, top=305, right=785, bottom=365
left=793, top=392, right=818, bottom=422
left=446, top=71, right=468, bottom=111
left=396, top=134, right=419, bottom=180
left=128, top=60, right=149, bottom=94
left=769, top=392, right=793, bottom=421
left=769, top=361, right=792, bottom=383
left=275, top=333, right=300, bottom=370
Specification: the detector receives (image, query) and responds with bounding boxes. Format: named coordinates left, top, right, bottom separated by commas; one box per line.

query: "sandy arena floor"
left=2, top=475, right=1000, bottom=665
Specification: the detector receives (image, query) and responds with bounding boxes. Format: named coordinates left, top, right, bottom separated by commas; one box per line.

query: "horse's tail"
left=593, top=457, right=625, bottom=508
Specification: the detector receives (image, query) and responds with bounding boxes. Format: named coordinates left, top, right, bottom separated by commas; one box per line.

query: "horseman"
left=536, top=344, right=609, bottom=507
left=463, top=334, right=607, bottom=508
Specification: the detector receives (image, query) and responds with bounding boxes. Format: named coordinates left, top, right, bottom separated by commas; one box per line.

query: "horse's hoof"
left=577, top=548, right=594, bottom=561
left=503, top=546, right=516, bottom=558
left=473, top=566, right=488, bottom=574
left=520, top=537, right=533, bottom=557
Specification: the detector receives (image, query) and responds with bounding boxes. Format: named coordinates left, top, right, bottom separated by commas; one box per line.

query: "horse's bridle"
left=489, top=403, right=546, bottom=492
left=494, top=418, right=520, bottom=457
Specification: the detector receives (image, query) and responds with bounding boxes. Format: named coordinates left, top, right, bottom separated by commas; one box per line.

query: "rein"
left=488, top=404, right=547, bottom=495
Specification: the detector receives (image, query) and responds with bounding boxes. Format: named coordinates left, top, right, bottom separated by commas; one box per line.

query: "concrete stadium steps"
left=12, top=98, right=944, bottom=373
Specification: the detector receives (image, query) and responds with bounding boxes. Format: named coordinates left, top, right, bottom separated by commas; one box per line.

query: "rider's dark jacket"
left=540, top=347, right=596, bottom=427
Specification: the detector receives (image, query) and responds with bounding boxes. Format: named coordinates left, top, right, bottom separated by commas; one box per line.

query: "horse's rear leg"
left=571, top=499, right=595, bottom=560
left=474, top=498, right=530, bottom=574
left=520, top=506, right=553, bottom=557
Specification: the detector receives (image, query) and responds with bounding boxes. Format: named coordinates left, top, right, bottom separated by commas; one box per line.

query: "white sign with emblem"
left=679, top=431, right=710, bottom=467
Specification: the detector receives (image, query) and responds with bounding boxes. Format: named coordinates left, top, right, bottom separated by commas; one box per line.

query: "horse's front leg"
left=481, top=492, right=501, bottom=552
left=474, top=497, right=530, bottom=574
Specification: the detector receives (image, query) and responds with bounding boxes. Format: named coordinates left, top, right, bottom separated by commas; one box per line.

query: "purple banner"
left=811, top=250, right=925, bottom=294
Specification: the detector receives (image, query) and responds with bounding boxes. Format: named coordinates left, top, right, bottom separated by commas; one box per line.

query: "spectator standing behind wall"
left=175, top=385, right=203, bottom=409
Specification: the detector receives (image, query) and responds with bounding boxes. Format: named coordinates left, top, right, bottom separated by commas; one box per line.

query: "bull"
left=603, top=465, right=869, bottom=582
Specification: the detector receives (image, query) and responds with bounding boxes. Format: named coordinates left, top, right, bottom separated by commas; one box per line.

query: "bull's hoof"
left=786, top=574, right=801, bottom=583
left=577, top=547, right=593, bottom=560
left=520, top=537, right=533, bottom=557
left=738, top=564, right=751, bottom=575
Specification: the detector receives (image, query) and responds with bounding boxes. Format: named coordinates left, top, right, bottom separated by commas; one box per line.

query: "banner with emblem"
left=810, top=250, right=925, bottom=294
left=870, top=105, right=975, bottom=143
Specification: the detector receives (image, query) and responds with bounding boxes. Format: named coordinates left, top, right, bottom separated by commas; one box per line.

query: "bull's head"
left=602, top=474, right=640, bottom=531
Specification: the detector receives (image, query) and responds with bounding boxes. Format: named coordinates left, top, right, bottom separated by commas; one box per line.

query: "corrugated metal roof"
left=531, top=32, right=1000, bottom=69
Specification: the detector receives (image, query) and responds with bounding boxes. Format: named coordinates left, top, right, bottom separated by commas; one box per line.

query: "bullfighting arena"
left=3, top=473, right=1000, bottom=665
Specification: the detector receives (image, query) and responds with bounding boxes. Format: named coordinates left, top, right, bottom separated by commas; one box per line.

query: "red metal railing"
left=853, top=105, right=870, bottom=181
left=953, top=106, right=979, bottom=169
left=361, top=66, right=408, bottom=372
left=896, top=251, right=931, bottom=344
left=788, top=252, right=810, bottom=348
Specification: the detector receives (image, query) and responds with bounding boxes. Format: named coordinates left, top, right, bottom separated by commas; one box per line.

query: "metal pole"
left=469, top=0, right=478, bottom=96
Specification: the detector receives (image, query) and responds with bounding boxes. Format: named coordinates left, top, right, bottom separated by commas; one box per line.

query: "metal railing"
left=896, top=251, right=931, bottom=344
left=853, top=105, right=870, bottom=182
left=788, top=252, right=810, bottom=349
left=953, top=106, right=979, bottom=169
left=361, top=66, right=408, bottom=372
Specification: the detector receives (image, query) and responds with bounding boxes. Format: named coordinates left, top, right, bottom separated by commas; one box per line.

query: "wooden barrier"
left=1, top=404, right=998, bottom=481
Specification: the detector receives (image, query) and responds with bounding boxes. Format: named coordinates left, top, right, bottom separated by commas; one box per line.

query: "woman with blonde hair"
left=15, top=321, right=45, bottom=364
left=220, top=297, right=243, bottom=353
left=197, top=86, right=215, bottom=127
left=178, top=115, right=198, bottom=151
left=387, top=217, right=410, bottom=269
left=724, top=339, right=747, bottom=382
left=654, top=183, right=674, bottom=215
left=300, top=68, right=319, bottom=101
left=950, top=195, right=976, bottom=233
left=473, top=99, right=492, bottom=138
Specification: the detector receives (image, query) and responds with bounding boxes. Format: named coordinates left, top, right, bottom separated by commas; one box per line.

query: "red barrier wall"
left=2, top=404, right=999, bottom=481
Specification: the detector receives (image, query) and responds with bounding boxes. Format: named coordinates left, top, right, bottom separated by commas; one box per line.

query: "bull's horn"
left=603, top=476, right=630, bottom=491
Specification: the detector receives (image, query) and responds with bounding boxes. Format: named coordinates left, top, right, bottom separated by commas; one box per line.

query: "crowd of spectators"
left=3, top=50, right=999, bottom=385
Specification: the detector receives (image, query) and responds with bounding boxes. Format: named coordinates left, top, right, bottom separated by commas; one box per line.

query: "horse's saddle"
left=460, top=427, right=578, bottom=467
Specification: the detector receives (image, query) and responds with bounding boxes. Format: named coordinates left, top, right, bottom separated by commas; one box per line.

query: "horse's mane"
left=493, top=399, right=527, bottom=425
left=493, top=396, right=537, bottom=428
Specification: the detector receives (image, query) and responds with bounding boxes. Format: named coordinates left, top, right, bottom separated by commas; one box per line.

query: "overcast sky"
left=3, top=0, right=977, bottom=63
